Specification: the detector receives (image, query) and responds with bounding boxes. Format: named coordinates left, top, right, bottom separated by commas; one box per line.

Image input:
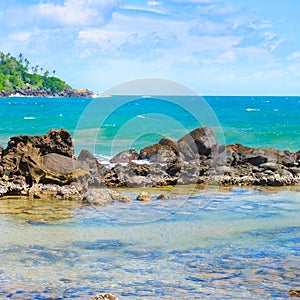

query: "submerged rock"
left=136, top=191, right=152, bottom=202
left=84, top=189, right=132, bottom=205
left=288, top=290, right=300, bottom=297
left=90, top=294, right=118, bottom=300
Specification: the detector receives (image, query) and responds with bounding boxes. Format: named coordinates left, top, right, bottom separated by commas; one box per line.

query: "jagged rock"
left=0, top=129, right=89, bottom=188
left=136, top=191, right=152, bottom=201
left=0, top=127, right=300, bottom=199
left=90, top=293, right=118, bottom=300
left=110, top=149, right=139, bottom=164
left=177, top=127, right=218, bottom=161
left=3, top=128, right=73, bottom=158
left=106, top=162, right=173, bottom=187
left=139, top=138, right=179, bottom=164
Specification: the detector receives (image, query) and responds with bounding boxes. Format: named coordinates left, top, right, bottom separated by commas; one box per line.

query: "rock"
left=177, top=127, right=218, bottom=161
left=3, top=128, right=73, bottom=158
left=259, top=162, right=281, bottom=172
left=110, top=149, right=139, bottom=164
left=90, top=293, right=118, bottom=300
left=29, top=183, right=84, bottom=201
left=0, top=129, right=89, bottom=189
left=1, top=87, right=94, bottom=98
left=136, top=191, right=152, bottom=202
left=288, top=290, right=300, bottom=297
left=157, top=193, right=175, bottom=200
left=139, top=138, right=178, bottom=164
left=83, top=189, right=132, bottom=205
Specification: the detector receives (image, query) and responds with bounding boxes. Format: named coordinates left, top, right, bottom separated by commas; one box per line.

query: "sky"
left=1, top=0, right=300, bottom=95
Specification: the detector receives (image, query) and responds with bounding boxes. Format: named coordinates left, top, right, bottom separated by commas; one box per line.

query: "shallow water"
left=1, top=187, right=300, bottom=299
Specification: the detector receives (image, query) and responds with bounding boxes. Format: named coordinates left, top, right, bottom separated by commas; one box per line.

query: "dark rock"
left=0, top=129, right=87, bottom=188
left=3, top=128, right=73, bottom=158
left=177, top=127, right=218, bottom=161
left=139, top=138, right=178, bottom=164
left=1, top=87, right=94, bottom=98
left=106, top=162, right=171, bottom=188
left=110, top=149, right=139, bottom=164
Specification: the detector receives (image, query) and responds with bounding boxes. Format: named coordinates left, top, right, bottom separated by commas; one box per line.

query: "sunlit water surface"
left=1, top=187, right=300, bottom=299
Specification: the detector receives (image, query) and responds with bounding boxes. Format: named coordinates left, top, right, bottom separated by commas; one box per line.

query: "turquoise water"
left=0, top=96, right=300, bottom=299
left=0, top=96, right=299, bottom=156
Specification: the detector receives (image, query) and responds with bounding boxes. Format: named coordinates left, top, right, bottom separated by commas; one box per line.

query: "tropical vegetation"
left=0, top=51, right=72, bottom=94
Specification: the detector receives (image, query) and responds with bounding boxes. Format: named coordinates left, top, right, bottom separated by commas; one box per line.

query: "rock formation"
left=0, top=126, right=299, bottom=202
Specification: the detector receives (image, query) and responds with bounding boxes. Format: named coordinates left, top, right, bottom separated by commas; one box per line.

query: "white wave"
left=137, top=115, right=146, bottom=119
left=273, top=109, right=279, bottom=112
left=246, top=108, right=260, bottom=112
left=24, top=116, right=36, bottom=120
left=131, top=159, right=151, bottom=165
left=103, top=124, right=116, bottom=127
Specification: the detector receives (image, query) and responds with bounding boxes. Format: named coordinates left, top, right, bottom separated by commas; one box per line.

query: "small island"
left=0, top=51, right=93, bottom=98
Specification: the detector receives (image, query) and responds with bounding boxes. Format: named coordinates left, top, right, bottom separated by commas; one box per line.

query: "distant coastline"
left=0, top=86, right=94, bottom=98
left=0, top=51, right=93, bottom=98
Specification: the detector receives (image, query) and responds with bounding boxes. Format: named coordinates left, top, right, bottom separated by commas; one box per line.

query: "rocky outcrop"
left=0, top=128, right=83, bottom=187
left=0, top=129, right=128, bottom=203
left=0, top=87, right=94, bottom=98
left=105, top=127, right=300, bottom=187
left=1, top=127, right=299, bottom=202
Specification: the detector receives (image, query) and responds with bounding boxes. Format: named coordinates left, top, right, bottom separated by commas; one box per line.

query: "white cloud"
left=219, top=50, right=236, bottom=63
left=262, top=32, right=285, bottom=52
left=148, top=1, right=160, bottom=5
left=170, top=0, right=217, bottom=3
left=8, top=31, right=32, bottom=41
left=6, top=0, right=118, bottom=28
left=286, top=51, right=300, bottom=61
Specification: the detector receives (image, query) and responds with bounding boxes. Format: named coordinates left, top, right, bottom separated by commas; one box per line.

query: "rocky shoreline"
left=0, top=127, right=299, bottom=203
left=0, top=86, right=94, bottom=98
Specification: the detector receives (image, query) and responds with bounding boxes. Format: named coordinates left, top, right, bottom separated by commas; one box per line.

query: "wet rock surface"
left=0, top=127, right=299, bottom=202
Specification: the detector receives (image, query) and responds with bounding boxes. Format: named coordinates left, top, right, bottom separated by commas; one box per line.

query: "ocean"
left=0, top=96, right=300, bottom=299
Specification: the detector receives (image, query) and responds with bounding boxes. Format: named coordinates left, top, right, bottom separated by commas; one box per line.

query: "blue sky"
left=1, top=0, right=300, bottom=95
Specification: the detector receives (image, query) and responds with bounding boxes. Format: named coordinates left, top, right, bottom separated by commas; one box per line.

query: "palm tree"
left=18, top=53, right=24, bottom=63
left=24, top=58, right=30, bottom=72
left=52, top=70, right=56, bottom=77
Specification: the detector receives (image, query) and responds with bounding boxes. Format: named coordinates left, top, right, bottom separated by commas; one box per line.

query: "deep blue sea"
left=0, top=96, right=299, bottom=299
